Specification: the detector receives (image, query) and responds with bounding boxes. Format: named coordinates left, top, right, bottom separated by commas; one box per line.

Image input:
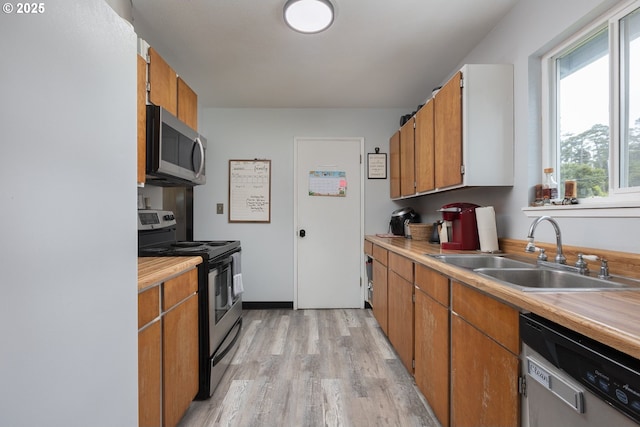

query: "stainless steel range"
left=138, top=209, right=242, bottom=399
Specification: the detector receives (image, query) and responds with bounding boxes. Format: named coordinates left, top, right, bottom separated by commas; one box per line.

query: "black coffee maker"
left=389, top=207, right=419, bottom=236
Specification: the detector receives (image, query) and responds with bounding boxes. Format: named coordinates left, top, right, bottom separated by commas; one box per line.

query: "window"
left=543, top=0, right=640, bottom=203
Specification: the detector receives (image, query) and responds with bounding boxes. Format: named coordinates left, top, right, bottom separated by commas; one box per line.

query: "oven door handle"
left=212, top=318, right=242, bottom=365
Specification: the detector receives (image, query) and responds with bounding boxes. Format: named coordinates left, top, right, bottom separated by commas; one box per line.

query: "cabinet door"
left=415, top=100, right=435, bottom=193
left=139, top=320, right=161, bottom=427
left=137, top=54, right=147, bottom=184
left=163, top=295, right=199, bottom=427
left=388, top=270, right=414, bottom=373
left=177, top=77, right=198, bottom=131
left=434, top=71, right=462, bottom=189
left=415, top=287, right=449, bottom=427
left=451, top=314, right=519, bottom=427
left=372, top=259, right=388, bottom=335
left=148, top=47, right=178, bottom=116
left=400, top=117, right=416, bottom=197
left=389, top=131, right=401, bottom=198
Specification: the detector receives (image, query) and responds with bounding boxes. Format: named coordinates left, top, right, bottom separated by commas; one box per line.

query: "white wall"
left=0, top=2, right=138, bottom=426
left=195, top=108, right=407, bottom=302
left=410, top=0, right=639, bottom=253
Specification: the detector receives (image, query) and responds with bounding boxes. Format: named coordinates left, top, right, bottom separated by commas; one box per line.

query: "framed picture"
left=367, top=151, right=387, bottom=179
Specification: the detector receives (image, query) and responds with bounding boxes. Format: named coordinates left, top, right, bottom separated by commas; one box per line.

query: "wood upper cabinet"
left=399, top=117, right=416, bottom=197
left=414, top=265, right=450, bottom=427
left=137, top=54, right=147, bottom=184
left=177, top=77, right=198, bottom=131
left=389, top=131, right=401, bottom=199
left=415, top=99, right=435, bottom=193
left=387, top=253, right=414, bottom=373
left=148, top=47, right=178, bottom=116
left=450, top=281, right=520, bottom=427
left=138, top=267, right=199, bottom=427
left=434, top=71, right=463, bottom=189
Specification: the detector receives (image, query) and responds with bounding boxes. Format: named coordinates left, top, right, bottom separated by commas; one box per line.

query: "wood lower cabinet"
left=414, top=265, right=450, bottom=427
left=450, top=281, right=520, bottom=427
left=371, top=244, right=389, bottom=334
left=163, top=294, right=199, bottom=427
left=138, top=267, right=199, bottom=427
left=372, top=259, right=388, bottom=335
left=387, top=253, right=414, bottom=373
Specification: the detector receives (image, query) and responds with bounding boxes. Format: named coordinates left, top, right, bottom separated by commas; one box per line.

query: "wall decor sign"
left=308, top=170, right=347, bottom=197
left=229, top=159, right=271, bottom=223
left=367, top=147, right=387, bottom=179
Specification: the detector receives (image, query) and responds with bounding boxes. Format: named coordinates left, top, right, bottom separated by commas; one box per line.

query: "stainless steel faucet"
left=525, top=216, right=567, bottom=264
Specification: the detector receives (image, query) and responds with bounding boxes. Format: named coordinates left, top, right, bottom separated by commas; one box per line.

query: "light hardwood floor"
left=178, top=308, right=441, bottom=427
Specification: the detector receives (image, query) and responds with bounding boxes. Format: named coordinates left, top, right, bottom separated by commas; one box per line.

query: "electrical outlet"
left=216, top=203, right=224, bottom=214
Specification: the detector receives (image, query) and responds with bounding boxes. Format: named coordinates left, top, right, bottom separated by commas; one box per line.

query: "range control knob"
left=164, top=214, right=175, bottom=221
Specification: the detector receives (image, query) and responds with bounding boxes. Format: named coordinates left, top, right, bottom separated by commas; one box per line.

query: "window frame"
left=540, top=0, right=640, bottom=207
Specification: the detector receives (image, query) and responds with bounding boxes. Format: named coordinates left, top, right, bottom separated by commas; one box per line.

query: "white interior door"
left=294, top=137, right=364, bottom=309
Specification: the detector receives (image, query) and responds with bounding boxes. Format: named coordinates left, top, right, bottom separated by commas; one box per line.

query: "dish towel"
left=231, top=252, right=244, bottom=297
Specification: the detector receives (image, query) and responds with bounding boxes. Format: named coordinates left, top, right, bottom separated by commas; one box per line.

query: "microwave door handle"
left=194, top=137, right=205, bottom=178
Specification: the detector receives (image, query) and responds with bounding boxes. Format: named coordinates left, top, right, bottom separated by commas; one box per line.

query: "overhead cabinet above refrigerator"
left=390, top=64, right=514, bottom=199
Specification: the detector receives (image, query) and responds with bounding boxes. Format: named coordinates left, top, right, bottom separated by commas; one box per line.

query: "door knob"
left=299, top=229, right=306, bottom=238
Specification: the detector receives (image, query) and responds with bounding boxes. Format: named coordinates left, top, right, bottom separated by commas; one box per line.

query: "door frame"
left=292, top=137, right=365, bottom=310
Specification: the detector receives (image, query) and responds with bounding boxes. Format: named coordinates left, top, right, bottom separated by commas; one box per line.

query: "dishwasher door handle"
left=526, top=356, right=585, bottom=413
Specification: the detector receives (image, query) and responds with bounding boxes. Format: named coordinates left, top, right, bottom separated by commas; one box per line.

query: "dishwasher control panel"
left=521, top=313, right=640, bottom=424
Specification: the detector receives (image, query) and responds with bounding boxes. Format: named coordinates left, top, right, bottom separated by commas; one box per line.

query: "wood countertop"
left=366, top=235, right=640, bottom=360
left=138, top=256, right=203, bottom=291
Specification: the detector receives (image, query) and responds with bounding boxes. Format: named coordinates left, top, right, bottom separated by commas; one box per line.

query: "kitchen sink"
left=429, top=254, right=533, bottom=269
left=474, top=267, right=640, bottom=292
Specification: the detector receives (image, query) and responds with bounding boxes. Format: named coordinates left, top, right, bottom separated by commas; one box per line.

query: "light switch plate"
left=216, top=203, right=224, bottom=214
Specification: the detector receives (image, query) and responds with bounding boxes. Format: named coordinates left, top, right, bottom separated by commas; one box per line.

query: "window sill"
left=522, top=201, right=640, bottom=218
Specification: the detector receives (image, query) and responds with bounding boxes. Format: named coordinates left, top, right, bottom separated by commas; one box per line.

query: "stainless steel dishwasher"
left=520, top=313, right=640, bottom=427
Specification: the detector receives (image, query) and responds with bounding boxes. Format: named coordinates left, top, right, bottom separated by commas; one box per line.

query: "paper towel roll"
left=475, top=206, right=499, bottom=252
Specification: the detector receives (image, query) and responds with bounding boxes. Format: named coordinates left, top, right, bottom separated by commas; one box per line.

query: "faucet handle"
left=574, top=253, right=590, bottom=275
left=599, top=258, right=610, bottom=279
left=536, top=247, right=548, bottom=261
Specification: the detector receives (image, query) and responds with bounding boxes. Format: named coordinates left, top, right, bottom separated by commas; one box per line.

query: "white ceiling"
left=131, top=0, right=519, bottom=109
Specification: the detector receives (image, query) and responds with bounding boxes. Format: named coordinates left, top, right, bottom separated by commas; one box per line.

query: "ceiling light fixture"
left=283, top=0, right=334, bottom=34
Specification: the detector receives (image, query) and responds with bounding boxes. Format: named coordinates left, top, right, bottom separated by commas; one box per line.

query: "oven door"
left=208, top=254, right=242, bottom=354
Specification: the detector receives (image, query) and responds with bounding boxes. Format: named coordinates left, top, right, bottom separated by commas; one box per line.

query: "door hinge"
left=412, top=359, right=415, bottom=369
left=518, top=376, right=527, bottom=396
left=412, top=294, right=416, bottom=303
left=460, top=164, right=465, bottom=175
left=460, top=77, right=464, bottom=88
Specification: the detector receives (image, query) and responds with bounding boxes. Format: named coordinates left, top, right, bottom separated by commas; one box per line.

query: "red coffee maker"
left=439, top=202, right=480, bottom=250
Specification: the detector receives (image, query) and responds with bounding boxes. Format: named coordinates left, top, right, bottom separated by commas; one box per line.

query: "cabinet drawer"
left=388, top=252, right=413, bottom=282
left=415, top=264, right=449, bottom=307
left=372, top=244, right=388, bottom=266
left=163, top=268, right=198, bottom=311
left=138, top=285, right=160, bottom=329
left=451, top=281, right=519, bottom=355
left=363, top=240, right=373, bottom=256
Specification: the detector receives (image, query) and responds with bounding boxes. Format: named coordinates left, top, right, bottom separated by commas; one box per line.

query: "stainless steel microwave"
left=146, top=105, right=206, bottom=186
